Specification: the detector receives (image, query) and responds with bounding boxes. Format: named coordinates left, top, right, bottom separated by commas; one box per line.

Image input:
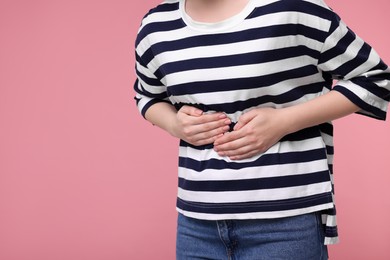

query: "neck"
left=185, top=0, right=250, bottom=23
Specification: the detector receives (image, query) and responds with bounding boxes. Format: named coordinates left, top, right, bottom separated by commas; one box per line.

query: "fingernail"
left=218, top=113, right=227, bottom=119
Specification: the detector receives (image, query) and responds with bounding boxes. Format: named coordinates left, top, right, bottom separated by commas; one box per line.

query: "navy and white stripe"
left=134, top=0, right=390, bottom=245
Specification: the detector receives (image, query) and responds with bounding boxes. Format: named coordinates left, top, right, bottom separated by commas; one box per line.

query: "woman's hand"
left=213, top=107, right=289, bottom=160
left=170, top=105, right=231, bottom=146
left=213, top=91, right=361, bottom=160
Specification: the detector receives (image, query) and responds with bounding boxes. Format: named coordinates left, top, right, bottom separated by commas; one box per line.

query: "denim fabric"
left=176, top=212, right=328, bottom=260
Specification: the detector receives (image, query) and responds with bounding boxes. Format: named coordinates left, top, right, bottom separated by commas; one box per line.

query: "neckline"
left=179, top=0, right=255, bottom=32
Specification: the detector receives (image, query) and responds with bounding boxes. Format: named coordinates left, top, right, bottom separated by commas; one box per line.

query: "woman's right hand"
left=170, top=105, right=231, bottom=146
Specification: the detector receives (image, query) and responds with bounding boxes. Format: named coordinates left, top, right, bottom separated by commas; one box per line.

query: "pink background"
left=0, top=0, right=389, bottom=259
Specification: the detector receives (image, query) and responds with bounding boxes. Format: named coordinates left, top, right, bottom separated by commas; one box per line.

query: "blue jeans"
left=176, top=212, right=328, bottom=260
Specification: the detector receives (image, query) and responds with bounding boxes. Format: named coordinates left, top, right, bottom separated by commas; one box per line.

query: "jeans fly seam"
left=216, top=221, right=233, bottom=259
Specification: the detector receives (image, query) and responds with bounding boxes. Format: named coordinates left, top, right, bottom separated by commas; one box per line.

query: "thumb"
left=234, top=110, right=257, bottom=131
left=179, top=105, right=203, bottom=117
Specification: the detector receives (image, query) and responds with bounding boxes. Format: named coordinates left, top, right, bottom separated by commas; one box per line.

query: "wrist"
left=145, top=102, right=181, bottom=138
left=278, top=106, right=303, bottom=135
left=165, top=113, right=181, bottom=138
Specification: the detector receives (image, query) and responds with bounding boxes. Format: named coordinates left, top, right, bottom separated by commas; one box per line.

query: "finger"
left=179, top=105, right=203, bottom=117
left=194, top=112, right=229, bottom=125
left=229, top=150, right=260, bottom=161
left=191, top=132, right=226, bottom=146
left=184, top=117, right=230, bottom=145
left=218, top=138, right=261, bottom=157
left=217, top=142, right=255, bottom=158
left=233, top=121, right=244, bottom=131
left=186, top=116, right=230, bottom=134
left=188, top=117, right=231, bottom=137
left=233, top=110, right=256, bottom=131
left=193, top=121, right=229, bottom=140
left=224, top=139, right=274, bottom=159
left=213, top=130, right=244, bottom=146
left=202, top=119, right=231, bottom=134
left=214, top=134, right=251, bottom=154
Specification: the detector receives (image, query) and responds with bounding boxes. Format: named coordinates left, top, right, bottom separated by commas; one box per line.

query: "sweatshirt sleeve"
left=133, top=14, right=170, bottom=119
left=133, top=51, right=169, bottom=118
left=318, top=12, right=390, bottom=120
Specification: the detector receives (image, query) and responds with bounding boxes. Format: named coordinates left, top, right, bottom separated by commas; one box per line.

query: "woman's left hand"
left=213, top=107, right=289, bottom=160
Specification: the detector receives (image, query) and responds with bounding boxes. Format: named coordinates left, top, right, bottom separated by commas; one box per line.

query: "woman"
left=134, top=0, right=390, bottom=259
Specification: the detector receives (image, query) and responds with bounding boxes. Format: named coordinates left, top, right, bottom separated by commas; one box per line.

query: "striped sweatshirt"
left=133, top=0, right=390, bottom=245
